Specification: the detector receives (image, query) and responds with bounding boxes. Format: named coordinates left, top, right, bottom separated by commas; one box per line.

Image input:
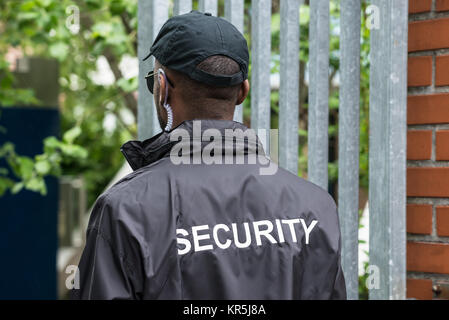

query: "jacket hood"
left=120, top=119, right=266, bottom=171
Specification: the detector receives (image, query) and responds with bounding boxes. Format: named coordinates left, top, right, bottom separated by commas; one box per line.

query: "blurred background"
left=0, top=0, right=372, bottom=299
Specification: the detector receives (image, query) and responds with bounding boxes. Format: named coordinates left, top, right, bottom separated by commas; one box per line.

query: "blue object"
left=0, top=106, right=59, bottom=299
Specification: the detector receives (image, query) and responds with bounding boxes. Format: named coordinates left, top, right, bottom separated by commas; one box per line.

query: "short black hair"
left=161, top=55, right=242, bottom=118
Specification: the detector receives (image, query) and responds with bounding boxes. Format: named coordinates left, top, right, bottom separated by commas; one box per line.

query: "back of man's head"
left=148, top=11, right=250, bottom=127
left=163, top=55, right=241, bottom=118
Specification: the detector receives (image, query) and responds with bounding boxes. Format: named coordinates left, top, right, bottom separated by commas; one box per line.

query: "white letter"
left=281, top=218, right=300, bottom=242
left=365, top=5, right=380, bottom=30
left=170, top=128, right=191, bottom=165
left=192, top=225, right=213, bottom=252
left=224, top=128, right=258, bottom=164
left=65, top=5, right=80, bottom=34
left=176, top=228, right=191, bottom=255
left=65, top=265, right=79, bottom=289
left=192, top=120, right=202, bottom=164
left=300, top=219, right=318, bottom=245
left=202, top=128, right=223, bottom=165
left=253, top=220, right=277, bottom=246
left=275, top=219, right=285, bottom=243
left=213, top=224, right=231, bottom=249
left=366, top=265, right=380, bottom=290
left=232, top=222, right=252, bottom=248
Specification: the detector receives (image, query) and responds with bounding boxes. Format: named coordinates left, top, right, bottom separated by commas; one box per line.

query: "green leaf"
left=17, top=11, right=39, bottom=21
left=44, top=136, right=61, bottom=151
left=110, top=0, right=126, bottom=15
left=116, top=77, right=137, bottom=93
left=92, top=22, right=114, bottom=38
left=49, top=42, right=69, bottom=60
left=298, top=129, right=308, bottom=137
left=37, top=0, right=52, bottom=7
left=25, top=177, right=46, bottom=194
left=0, top=142, right=14, bottom=157
left=60, top=144, right=88, bottom=159
left=63, top=126, right=82, bottom=144
left=20, top=1, right=36, bottom=11
left=86, top=0, right=102, bottom=9
left=0, top=177, right=14, bottom=196
left=18, top=156, right=34, bottom=180
left=11, top=182, right=24, bottom=194
left=35, top=159, right=51, bottom=175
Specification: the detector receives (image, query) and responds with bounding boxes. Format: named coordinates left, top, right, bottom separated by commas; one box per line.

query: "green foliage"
left=0, top=0, right=136, bottom=205
left=0, top=60, right=39, bottom=106
left=0, top=132, right=87, bottom=196
left=358, top=260, right=370, bottom=300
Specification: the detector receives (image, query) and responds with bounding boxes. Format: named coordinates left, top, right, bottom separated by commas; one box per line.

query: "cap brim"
left=142, top=52, right=153, bottom=61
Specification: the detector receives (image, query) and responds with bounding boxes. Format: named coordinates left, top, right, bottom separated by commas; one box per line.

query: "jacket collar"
left=120, top=119, right=265, bottom=171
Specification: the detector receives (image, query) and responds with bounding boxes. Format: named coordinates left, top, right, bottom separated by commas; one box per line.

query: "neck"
left=170, top=98, right=236, bottom=128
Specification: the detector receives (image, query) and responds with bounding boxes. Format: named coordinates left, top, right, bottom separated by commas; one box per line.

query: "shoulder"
left=275, top=167, right=338, bottom=217
left=88, top=160, right=173, bottom=227
left=105, top=159, right=172, bottom=201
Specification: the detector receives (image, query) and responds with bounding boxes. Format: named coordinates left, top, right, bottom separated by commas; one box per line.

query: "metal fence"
left=137, top=0, right=409, bottom=300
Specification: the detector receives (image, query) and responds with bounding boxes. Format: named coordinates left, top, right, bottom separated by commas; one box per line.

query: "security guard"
left=72, top=11, right=346, bottom=300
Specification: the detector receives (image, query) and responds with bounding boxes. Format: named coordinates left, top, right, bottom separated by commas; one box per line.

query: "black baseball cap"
left=143, top=10, right=249, bottom=87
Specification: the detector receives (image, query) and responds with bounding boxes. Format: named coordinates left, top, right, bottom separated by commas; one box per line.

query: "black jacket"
left=72, top=120, right=346, bottom=300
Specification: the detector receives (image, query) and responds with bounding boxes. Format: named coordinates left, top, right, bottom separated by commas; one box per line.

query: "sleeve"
left=330, top=256, right=347, bottom=300
left=70, top=195, right=141, bottom=300
left=330, top=206, right=347, bottom=300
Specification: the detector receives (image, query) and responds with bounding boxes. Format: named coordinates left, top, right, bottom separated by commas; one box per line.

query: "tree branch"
left=120, top=11, right=137, bottom=53
left=103, top=46, right=137, bottom=117
left=78, top=3, right=138, bottom=118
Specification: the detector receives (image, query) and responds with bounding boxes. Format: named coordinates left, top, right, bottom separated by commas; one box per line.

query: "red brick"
left=407, top=204, right=433, bottom=234
left=410, top=0, right=432, bottom=13
left=409, top=18, right=449, bottom=52
left=436, top=130, right=449, bottom=160
left=407, top=130, right=432, bottom=160
left=407, top=242, right=449, bottom=274
left=436, top=206, right=449, bottom=236
left=436, top=0, right=449, bottom=12
left=407, top=167, right=449, bottom=197
left=407, top=278, right=433, bottom=300
left=408, top=93, right=449, bottom=125
left=408, top=56, right=432, bottom=87
left=436, top=55, right=449, bottom=86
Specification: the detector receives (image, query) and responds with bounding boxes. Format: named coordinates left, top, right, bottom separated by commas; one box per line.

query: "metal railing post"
left=339, top=0, right=361, bottom=300
left=137, top=0, right=168, bottom=140
left=369, top=0, right=408, bottom=300
left=224, top=0, right=245, bottom=123
left=250, top=0, right=271, bottom=152
left=199, top=0, right=218, bottom=16
left=279, top=0, right=300, bottom=174
left=307, top=0, right=330, bottom=190
left=173, top=0, right=192, bottom=15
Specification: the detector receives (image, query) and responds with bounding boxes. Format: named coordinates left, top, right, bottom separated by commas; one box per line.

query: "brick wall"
left=407, top=0, right=449, bottom=300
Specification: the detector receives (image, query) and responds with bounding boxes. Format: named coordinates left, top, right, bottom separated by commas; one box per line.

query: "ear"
left=158, top=71, right=167, bottom=104
left=236, top=79, right=250, bottom=105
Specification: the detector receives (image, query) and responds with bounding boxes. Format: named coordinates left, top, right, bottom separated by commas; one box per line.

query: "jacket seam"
left=87, top=225, right=137, bottom=276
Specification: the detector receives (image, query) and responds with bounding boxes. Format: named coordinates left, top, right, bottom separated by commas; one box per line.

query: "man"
left=72, top=11, right=346, bottom=300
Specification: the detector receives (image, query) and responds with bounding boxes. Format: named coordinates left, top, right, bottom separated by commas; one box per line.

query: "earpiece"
left=157, top=68, right=173, bottom=132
